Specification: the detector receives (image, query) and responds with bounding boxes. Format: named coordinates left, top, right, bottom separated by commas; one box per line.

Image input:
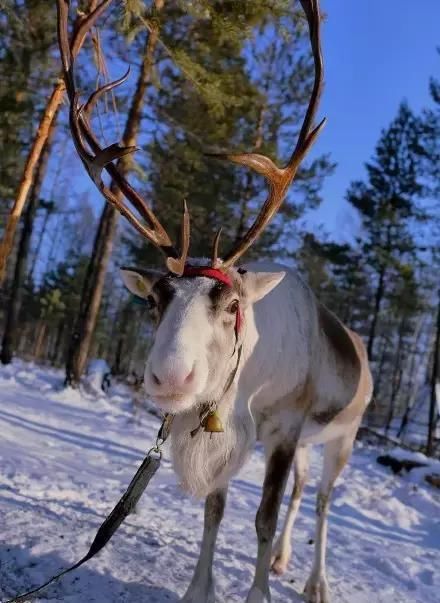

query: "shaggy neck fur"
left=170, top=384, right=255, bottom=498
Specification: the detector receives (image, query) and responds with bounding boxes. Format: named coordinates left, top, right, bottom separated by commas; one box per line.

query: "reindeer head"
left=57, top=0, right=324, bottom=413
left=120, top=263, right=284, bottom=414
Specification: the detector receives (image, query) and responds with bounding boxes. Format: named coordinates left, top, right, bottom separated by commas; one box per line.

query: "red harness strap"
left=182, top=266, right=233, bottom=287
left=182, top=265, right=242, bottom=336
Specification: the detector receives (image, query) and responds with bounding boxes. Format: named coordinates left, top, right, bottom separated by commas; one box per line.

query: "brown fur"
left=331, top=330, right=373, bottom=426
left=310, top=304, right=365, bottom=425
left=312, top=405, right=345, bottom=425
left=257, top=446, right=296, bottom=542
left=151, top=276, right=176, bottom=322
left=318, top=303, right=360, bottom=371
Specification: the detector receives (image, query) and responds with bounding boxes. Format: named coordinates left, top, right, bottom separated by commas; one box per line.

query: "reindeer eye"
left=227, top=299, right=239, bottom=314
left=147, top=295, right=156, bottom=310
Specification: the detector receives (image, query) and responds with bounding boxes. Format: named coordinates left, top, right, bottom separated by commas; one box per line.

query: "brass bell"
left=203, top=411, right=224, bottom=433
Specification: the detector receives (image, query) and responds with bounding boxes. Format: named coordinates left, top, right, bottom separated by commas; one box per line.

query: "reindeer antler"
left=210, top=0, right=326, bottom=268
left=57, top=0, right=324, bottom=275
left=56, top=0, right=190, bottom=275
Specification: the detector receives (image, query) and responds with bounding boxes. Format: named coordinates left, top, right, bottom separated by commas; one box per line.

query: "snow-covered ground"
left=0, top=361, right=439, bottom=603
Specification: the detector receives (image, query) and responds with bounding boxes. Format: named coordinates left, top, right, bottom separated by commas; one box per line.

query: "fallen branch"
left=358, top=426, right=421, bottom=453
left=377, top=454, right=427, bottom=474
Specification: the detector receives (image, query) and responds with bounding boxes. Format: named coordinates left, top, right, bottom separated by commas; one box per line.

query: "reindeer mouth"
left=148, top=393, right=197, bottom=413
left=151, top=393, right=188, bottom=403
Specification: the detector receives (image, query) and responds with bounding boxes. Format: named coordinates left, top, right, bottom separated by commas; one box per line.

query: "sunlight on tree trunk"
left=1, top=119, right=57, bottom=364
left=0, top=0, right=100, bottom=286
left=0, top=79, right=65, bottom=285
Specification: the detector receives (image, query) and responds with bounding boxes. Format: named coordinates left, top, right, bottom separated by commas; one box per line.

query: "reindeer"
left=58, top=0, right=373, bottom=601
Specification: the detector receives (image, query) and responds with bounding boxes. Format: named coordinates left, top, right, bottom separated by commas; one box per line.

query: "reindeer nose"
left=151, top=364, right=196, bottom=390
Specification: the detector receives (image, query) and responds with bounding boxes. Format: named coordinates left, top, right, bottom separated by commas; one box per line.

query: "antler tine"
left=78, top=111, right=174, bottom=244
left=295, top=0, right=324, bottom=154
left=57, top=0, right=72, bottom=75
left=83, top=68, right=131, bottom=119
left=71, top=0, right=113, bottom=60
left=211, top=227, right=223, bottom=269
left=214, top=0, right=325, bottom=269
left=166, top=200, right=190, bottom=276
left=57, top=0, right=184, bottom=268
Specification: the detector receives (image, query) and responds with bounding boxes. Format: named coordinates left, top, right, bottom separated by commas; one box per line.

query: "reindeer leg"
left=304, top=433, right=355, bottom=603
left=181, top=486, right=228, bottom=603
left=271, top=445, right=309, bottom=575
left=246, top=437, right=299, bottom=603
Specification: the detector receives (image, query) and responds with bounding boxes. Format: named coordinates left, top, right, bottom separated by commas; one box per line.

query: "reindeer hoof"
left=270, top=542, right=291, bottom=575
left=270, top=555, right=288, bottom=576
left=304, top=574, right=330, bottom=603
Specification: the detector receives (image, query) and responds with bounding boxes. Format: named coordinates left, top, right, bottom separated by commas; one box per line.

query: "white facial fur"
left=120, top=264, right=285, bottom=415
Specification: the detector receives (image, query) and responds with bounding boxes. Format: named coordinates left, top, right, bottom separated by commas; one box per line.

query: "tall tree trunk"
left=367, top=263, right=386, bottom=361
left=427, top=288, right=440, bottom=455
left=29, top=137, right=68, bottom=280
left=385, top=318, right=405, bottom=434
left=65, top=204, right=117, bottom=385
left=0, top=80, right=64, bottom=285
left=28, top=200, right=54, bottom=281
left=1, top=122, right=56, bottom=364
left=0, top=1, right=99, bottom=285
left=50, top=320, right=65, bottom=365
left=366, top=333, right=388, bottom=427
left=46, top=215, right=68, bottom=268
left=65, top=10, right=163, bottom=387
left=396, top=315, right=427, bottom=439
left=368, top=222, right=393, bottom=362
left=33, top=320, right=47, bottom=360
left=113, top=337, right=124, bottom=376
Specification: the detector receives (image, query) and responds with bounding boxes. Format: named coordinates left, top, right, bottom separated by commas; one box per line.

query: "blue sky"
left=305, top=0, right=439, bottom=240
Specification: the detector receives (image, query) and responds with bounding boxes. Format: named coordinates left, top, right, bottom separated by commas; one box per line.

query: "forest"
left=0, top=0, right=439, bottom=454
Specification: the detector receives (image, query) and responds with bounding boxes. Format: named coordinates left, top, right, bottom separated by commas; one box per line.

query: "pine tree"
left=346, top=102, right=428, bottom=362
left=298, top=233, right=371, bottom=329
left=134, top=1, right=334, bottom=266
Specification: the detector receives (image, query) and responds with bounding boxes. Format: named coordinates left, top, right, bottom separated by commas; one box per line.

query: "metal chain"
left=147, top=413, right=174, bottom=459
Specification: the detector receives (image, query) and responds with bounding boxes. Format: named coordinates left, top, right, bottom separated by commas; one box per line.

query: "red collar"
left=182, top=266, right=233, bottom=287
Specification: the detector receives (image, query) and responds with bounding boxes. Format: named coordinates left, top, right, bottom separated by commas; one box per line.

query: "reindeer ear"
left=241, top=270, right=286, bottom=303
left=120, top=267, right=163, bottom=299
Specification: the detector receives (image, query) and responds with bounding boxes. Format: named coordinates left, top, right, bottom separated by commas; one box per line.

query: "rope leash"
left=3, top=414, right=174, bottom=603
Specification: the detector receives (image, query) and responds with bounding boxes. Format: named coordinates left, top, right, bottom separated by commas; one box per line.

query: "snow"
left=85, top=358, right=112, bottom=394
left=0, top=360, right=439, bottom=603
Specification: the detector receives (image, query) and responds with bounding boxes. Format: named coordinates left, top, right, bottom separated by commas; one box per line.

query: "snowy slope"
left=0, top=361, right=439, bottom=603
